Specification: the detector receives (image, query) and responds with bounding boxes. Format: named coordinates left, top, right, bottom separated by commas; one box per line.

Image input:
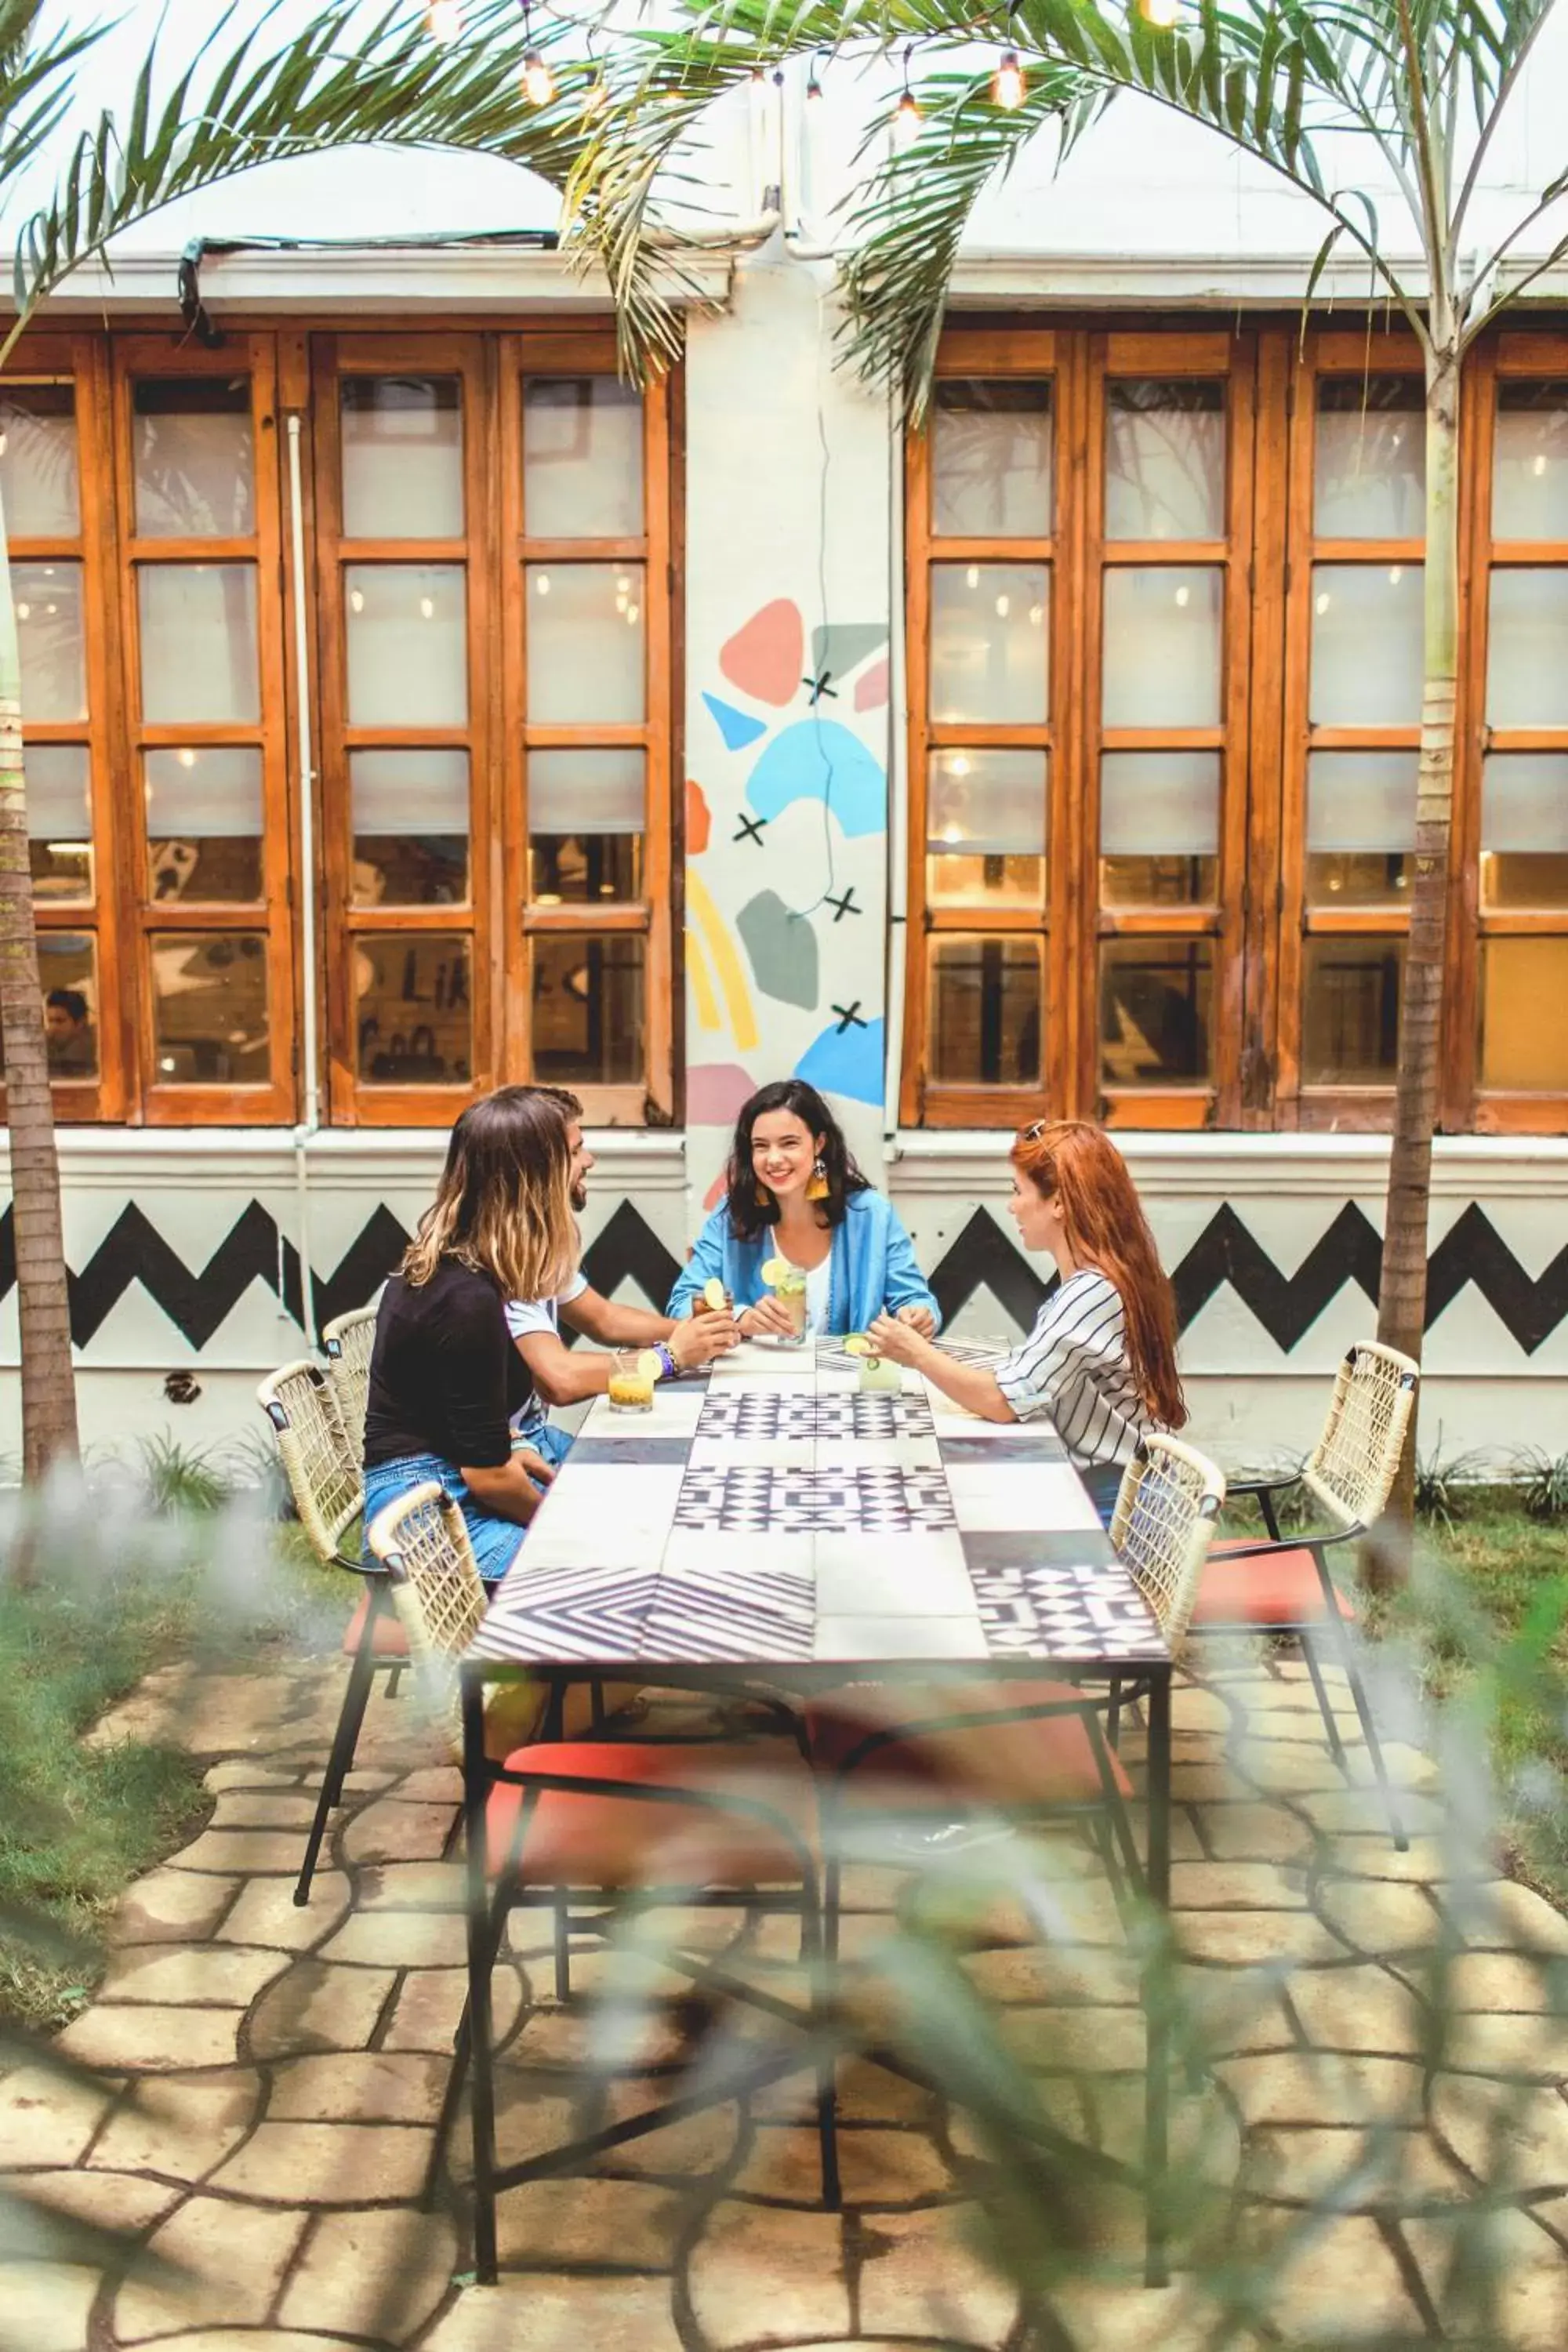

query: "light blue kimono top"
left=666, top=1185, right=942, bottom=1335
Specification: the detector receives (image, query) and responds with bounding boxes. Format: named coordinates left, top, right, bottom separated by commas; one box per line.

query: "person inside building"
left=862, top=1119, right=1185, bottom=1529
left=43, top=987, right=96, bottom=1076
left=668, top=1078, right=940, bottom=1341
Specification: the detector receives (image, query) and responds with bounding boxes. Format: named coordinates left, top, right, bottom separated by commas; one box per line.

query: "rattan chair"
left=321, top=1303, right=378, bottom=1467
left=1192, top=1341, right=1419, bottom=1848
left=256, top=1359, right=408, bottom=1905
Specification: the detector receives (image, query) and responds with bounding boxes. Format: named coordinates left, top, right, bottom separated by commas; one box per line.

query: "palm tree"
left=0, top=0, right=607, bottom=1478
left=583, top=0, right=1568, bottom=1534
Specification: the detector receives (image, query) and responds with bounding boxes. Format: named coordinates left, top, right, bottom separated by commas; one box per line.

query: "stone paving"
left=2, top=1648, right=1567, bottom=2350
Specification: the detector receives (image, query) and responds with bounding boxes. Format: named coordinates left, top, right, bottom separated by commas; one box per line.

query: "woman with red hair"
left=866, top=1119, right=1185, bottom=1526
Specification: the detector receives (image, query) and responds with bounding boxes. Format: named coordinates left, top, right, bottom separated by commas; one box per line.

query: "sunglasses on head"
left=1020, top=1119, right=1049, bottom=1142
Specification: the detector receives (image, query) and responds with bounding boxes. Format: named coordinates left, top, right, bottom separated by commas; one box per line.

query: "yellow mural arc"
left=688, top=924, right=721, bottom=1032
left=687, top=868, right=759, bottom=1052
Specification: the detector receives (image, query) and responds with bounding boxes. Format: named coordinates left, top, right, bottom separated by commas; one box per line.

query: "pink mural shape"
left=688, top=1061, right=758, bottom=1126
left=855, top=656, right=890, bottom=712
left=703, top=1167, right=728, bottom=1212
left=720, top=598, right=804, bottom=706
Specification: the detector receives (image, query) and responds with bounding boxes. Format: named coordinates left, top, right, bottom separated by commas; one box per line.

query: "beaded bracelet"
left=654, top=1341, right=679, bottom=1381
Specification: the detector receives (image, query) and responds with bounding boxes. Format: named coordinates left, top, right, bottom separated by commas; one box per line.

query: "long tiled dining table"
left=458, top=1335, right=1174, bottom=2281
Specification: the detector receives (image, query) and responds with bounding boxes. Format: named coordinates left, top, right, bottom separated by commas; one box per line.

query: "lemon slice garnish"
left=842, top=1334, right=872, bottom=1357
left=760, top=1257, right=788, bottom=1287
left=636, top=1348, right=664, bottom=1385
left=702, top=1276, right=727, bottom=1311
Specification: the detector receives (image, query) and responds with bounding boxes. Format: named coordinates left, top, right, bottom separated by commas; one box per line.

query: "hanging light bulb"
left=1138, top=0, right=1181, bottom=25
left=892, top=45, right=921, bottom=147
left=519, top=1, right=553, bottom=105
left=425, top=0, right=463, bottom=42
left=993, top=49, right=1026, bottom=110
left=808, top=49, right=826, bottom=101
left=580, top=39, right=608, bottom=118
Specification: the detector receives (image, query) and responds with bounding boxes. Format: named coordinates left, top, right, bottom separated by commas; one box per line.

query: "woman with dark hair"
left=863, top=1119, right=1185, bottom=1528
left=668, top=1079, right=940, bottom=1340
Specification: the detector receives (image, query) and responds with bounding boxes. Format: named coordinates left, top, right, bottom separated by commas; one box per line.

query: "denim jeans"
left=361, top=1421, right=572, bottom=1584
left=1080, top=1461, right=1126, bottom=1534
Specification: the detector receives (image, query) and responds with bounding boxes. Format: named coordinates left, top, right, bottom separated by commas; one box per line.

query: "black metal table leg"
left=461, top=1664, right=499, bottom=2285
left=1144, top=1664, right=1171, bottom=2289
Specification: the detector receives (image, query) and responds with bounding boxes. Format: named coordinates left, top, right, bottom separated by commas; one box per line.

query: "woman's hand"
left=865, top=1312, right=931, bottom=1368
left=668, top=1312, right=741, bottom=1370
left=895, top=1304, right=937, bottom=1339
left=514, top=1447, right=556, bottom=1488
left=739, top=1295, right=795, bottom=1339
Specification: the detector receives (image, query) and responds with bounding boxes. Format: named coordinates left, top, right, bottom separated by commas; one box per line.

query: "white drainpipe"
left=285, top=413, right=320, bottom=1348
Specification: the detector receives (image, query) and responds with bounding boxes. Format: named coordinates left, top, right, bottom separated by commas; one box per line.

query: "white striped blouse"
left=994, top=1268, right=1155, bottom=1471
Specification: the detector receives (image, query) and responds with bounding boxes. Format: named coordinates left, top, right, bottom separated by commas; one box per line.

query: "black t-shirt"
left=363, top=1259, right=533, bottom=1472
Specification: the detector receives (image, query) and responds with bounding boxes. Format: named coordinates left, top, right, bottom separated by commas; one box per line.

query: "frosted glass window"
left=927, top=749, right=1046, bottom=909
left=355, top=933, right=472, bottom=1084
left=524, top=379, right=643, bottom=537
left=1102, top=568, right=1222, bottom=727
left=928, top=936, right=1043, bottom=1087
left=1307, top=750, right=1416, bottom=904
left=930, top=564, right=1049, bottom=724
left=27, top=744, right=92, bottom=902
left=1481, top=940, right=1568, bottom=1090
left=1492, top=383, right=1568, bottom=539
left=1315, top=377, right=1425, bottom=537
left=1101, top=750, right=1220, bottom=906
left=0, top=385, right=79, bottom=535
left=1481, top=754, right=1568, bottom=908
left=1105, top=381, right=1225, bottom=541
left=529, top=749, right=644, bottom=903
left=13, top=561, right=85, bottom=720
left=144, top=749, right=263, bottom=902
left=1301, top=937, right=1403, bottom=1085
left=139, top=564, right=259, bottom=724
left=532, top=933, right=644, bottom=1084
left=39, top=933, right=98, bottom=1080
left=150, top=931, right=270, bottom=1084
left=1101, top=939, right=1213, bottom=1085
left=341, top=378, right=463, bottom=539
left=1486, top=568, right=1568, bottom=727
left=345, top=565, right=467, bottom=727
left=932, top=381, right=1053, bottom=537
left=525, top=564, right=644, bottom=723
left=1309, top=564, right=1423, bottom=726
left=351, top=750, right=470, bottom=906
left=133, top=378, right=253, bottom=538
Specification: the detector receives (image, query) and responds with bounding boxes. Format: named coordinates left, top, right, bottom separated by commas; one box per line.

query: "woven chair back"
left=322, top=1303, right=378, bottom=1463
left=1302, top=1342, right=1420, bottom=1530
left=366, top=1481, right=486, bottom=1759
left=256, top=1360, right=361, bottom=1563
left=1109, top=1432, right=1227, bottom=1655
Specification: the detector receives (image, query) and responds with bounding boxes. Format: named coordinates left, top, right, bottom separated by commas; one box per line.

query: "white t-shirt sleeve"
left=503, top=1269, right=588, bottom=1341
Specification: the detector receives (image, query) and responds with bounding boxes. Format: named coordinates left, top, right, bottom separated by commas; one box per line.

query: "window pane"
left=1486, top=568, right=1568, bottom=727
left=927, top=748, right=1046, bottom=909
left=528, top=749, right=644, bottom=904
left=1105, top=380, right=1225, bottom=541
left=341, top=377, right=464, bottom=539
left=930, top=564, right=1049, bottom=724
left=531, top=932, right=644, bottom=1085
left=1100, top=939, right=1213, bottom=1086
left=1480, top=939, right=1568, bottom=1090
left=139, top=564, right=260, bottom=724
left=0, top=384, right=79, bottom=535
left=931, top=380, right=1053, bottom=537
left=1301, top=937, right=1403, bottom=1086
left=524, top=379, right=643, bottom=537
left=928, top=935, right=1043, bottom=1087
left=1481, top=753, right=1568, bottom=907
left=345, top=564, right=467, bottom=727
left=1102, top=567, right=1222, bottom=727
left=1315, top=377, right=1425, bottom=536
left=351, top=750, right=470, bottom=906
left=526, top=564, right=644, bottom=724
left=132, top=377, right=253, bottom=538
left=1309, top=564, right=1423, bottom=725
left=1492, top=382, right=1568, bottom=539
left=41, top=932, right=97, bottom=1080
left=144, top=748, right=263, bottom=902
left=1306, top=750, right=1417, bottom=905
left=150, top=931, right=270, bottom=1084
left=1100, top=750, right=1219, bottom=906
left=13, top=560, right=85, bottom=720
left=27, top=744, right=92, bottom=902
left=355, top=933, right=472, bottom=1085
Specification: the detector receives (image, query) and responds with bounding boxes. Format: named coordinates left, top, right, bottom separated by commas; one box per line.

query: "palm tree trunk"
left=1372, top=339, right=1461, bottom=1565
left=0, top=514, right=80, bottom=1483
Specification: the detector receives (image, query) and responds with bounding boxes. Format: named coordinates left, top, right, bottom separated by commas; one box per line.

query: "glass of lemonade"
left=608, top=1349, right=657, bottom=1411
left=858, top=1352, right=902, bottom=1394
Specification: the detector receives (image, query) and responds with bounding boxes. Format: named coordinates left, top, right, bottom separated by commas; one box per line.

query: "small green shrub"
left=1515, top=1446, right=1568, bottom=1523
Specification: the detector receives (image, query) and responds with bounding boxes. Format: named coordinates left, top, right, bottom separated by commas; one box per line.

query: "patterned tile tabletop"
left=469, top=1338, right=1168, bottom=1673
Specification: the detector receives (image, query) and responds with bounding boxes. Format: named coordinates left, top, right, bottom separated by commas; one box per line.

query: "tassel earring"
left=756, top=1181, right=773, bottom=1207
left=805, top=1155, right=829, bottom=1203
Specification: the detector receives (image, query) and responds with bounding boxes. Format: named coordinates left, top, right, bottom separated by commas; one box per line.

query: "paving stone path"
left=2, top=1650, right=1567, bottom=2350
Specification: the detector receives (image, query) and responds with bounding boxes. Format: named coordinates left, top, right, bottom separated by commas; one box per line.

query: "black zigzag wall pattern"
left=0, top=1194, right=1563, bottom=1359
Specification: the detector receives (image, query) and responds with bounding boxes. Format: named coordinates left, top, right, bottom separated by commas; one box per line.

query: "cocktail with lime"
left=761, top=1256, right=809, bottom=1344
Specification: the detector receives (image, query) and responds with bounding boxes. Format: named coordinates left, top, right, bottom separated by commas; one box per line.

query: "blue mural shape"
left=796, top=1016, right=885, bottom=1107
left=746, top=719, right=885, bottom=839
left=702, top=691, right=768, bottom=751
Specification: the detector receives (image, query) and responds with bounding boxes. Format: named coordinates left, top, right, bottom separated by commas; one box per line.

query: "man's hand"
left=668, top=1312, right=741, bottom=1370
left=895, top=1304, right=938, bottom=1339
left=865, top=1312, right=931, bottom=1368
left=738, top=1295, right=796, bottom=1339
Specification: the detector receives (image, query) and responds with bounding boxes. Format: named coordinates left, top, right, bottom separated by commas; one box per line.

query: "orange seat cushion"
left=1191, top=1542, right=1356, bottom=1630
left=808, top=1682, right=1132, bottom=1807
left=343, top=1588, right=410, bottom=1659
left=485, top=1740, right=815, bottom=1887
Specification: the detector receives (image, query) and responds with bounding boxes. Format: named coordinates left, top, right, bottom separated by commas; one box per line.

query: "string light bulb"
left=519, top=1, right=553, bottom=105
left=993, top=49, right=1026, bottom=110
left=1138, top=0, right=1181, bottom=24
left=580, top=34, right=607, bottom=117
left=892, top=45, right=921, bottom=147
left=425, top=0, right=463, bottom=42
left=807, top=49, right=826, bottom=101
